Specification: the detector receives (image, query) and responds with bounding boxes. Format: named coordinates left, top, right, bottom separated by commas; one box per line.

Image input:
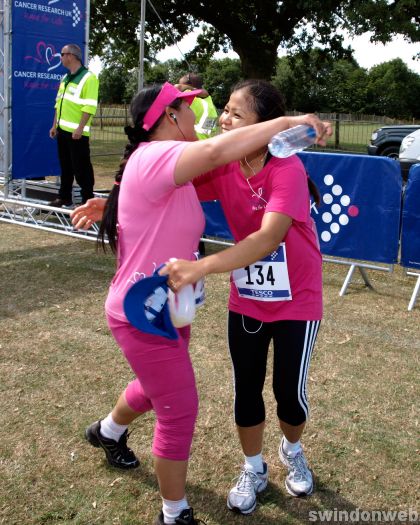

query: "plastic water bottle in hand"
left=166, top=258, right=197, bottom=327
left=168, top=285, right=196, bottom=327
left=268, top=125, right=317, bottom=158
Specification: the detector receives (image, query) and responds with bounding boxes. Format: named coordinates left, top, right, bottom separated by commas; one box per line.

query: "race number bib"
left=232, top=244, right=292, bottom=302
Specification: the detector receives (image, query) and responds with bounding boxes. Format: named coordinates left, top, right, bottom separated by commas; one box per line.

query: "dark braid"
left=98, top=85, right=182, bottom=253
left=307, top=178, right=321, bottom=206
left=232, top=79, right=321, bottom=207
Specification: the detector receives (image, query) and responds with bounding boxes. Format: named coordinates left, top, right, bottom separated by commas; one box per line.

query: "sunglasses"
left=60, top=52, right=73, bottom=57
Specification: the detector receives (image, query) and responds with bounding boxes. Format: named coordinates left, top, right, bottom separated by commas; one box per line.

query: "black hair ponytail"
left=308, top=178, right=321, bottom=207
left=98, top=85, right=163, bottom=253
left=98, top=124, right=149, bottom=253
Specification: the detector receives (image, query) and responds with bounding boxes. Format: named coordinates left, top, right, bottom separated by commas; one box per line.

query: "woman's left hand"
left=316, top=120, right=333, bottom=145
left=292, top=114, right=333, bottom=145
left=159, top=259, right=205, bottom=291
left=70, top=197, right=106, bottom=229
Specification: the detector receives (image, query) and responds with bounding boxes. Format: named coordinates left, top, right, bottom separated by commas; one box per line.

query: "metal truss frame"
left=1, top=0, right=12, bottom=197
left=0, top=197, right=99, bottom=241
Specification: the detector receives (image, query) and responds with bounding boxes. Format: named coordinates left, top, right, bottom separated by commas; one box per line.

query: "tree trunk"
left=235, top=41, right=279, bottom=79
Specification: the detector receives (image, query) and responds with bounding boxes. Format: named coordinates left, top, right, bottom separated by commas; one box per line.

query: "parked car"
left=399, top=129, right=420, bottom=180
left=368, top=125, right=420, bottom=159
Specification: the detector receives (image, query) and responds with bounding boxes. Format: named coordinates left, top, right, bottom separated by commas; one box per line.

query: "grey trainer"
left=227, top=462, right=268, bottom=514
left=279, top=437, right=313, bottom=496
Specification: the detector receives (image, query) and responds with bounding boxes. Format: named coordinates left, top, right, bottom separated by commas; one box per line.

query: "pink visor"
left=142, top=82, right=203, bottom=131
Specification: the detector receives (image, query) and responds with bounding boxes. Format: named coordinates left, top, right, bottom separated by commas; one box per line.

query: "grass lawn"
left=0, top=221, right=419, bottom=525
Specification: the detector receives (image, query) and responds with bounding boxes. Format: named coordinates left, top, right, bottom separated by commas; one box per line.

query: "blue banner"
left=400, top=164, right=420, bottom=269
left=202, top=200, right=233, bottom=239
left=298, top=152, right=402, bottom=264
left=12, top=0, right=87, bottom=179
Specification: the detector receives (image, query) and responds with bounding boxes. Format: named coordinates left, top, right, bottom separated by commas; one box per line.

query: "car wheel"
left=380, top=145, right=400, bottom=159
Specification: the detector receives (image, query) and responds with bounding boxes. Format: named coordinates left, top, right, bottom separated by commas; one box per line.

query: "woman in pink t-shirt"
left=164, top=80, right=324, bottom=515
left=71, top=82, right=330, bottom=525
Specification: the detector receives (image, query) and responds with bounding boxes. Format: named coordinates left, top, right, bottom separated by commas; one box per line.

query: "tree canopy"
left=91, top=0, right=419, bottom=78
left=99, top=55, right=420, bottom=119
left=272, top=55, right=420, bottom=118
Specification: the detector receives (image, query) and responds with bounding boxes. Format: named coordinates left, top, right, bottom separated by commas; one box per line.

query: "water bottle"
left=166, top=257, right=197, bottom=327
left=268, top=125, right=316, bottom=158
left=168, top=285, right=196, bottom=327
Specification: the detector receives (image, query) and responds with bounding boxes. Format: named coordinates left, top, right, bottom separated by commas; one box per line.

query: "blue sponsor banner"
left=400, top=164, right=420, bottom=269
left=12, top=0, right=86, bottom=179
left=298, top=152, right=402, bottom=264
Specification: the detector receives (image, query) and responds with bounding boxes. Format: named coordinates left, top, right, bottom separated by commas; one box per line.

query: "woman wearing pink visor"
left=71, top=82, right=329, bottom=525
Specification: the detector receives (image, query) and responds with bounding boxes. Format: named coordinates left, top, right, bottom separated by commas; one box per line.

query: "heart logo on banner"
left=45, top=45, right=62, bottom=71
left=24, top=41, right=62, bottom=71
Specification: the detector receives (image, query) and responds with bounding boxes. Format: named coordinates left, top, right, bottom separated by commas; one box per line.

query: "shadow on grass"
left=194, top=476, right=361, bottom=525
left=82, top=446, right=361, bottom=525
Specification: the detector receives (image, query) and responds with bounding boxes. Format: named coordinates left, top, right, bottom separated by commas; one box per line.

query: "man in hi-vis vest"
left=49, top=44, right=99, bottom=207
left=176, top=73, right=218, bottom=140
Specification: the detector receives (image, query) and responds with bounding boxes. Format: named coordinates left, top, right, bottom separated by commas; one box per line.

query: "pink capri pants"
left=107, top=314, right=198, bottom=461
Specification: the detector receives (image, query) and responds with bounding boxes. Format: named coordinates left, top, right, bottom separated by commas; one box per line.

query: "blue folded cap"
left=123, top=272, right=178, bottom=340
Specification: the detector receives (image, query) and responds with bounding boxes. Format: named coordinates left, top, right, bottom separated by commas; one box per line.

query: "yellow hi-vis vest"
left=190, top=95, right=219, bottom=140
left=55, top=66, right=99, bottom=137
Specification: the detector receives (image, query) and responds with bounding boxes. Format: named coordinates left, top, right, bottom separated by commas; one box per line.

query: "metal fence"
left=90, top=105, right=129, bottom=157
left=90, top=105, right=420, bottom=158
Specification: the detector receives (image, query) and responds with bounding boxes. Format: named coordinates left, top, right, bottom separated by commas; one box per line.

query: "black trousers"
left=56, top=128, right=94, bottom=203
left=228, top=311, right=320, bottom=427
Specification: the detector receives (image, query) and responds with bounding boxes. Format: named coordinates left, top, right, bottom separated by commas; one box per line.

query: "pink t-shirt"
left=105, top=141, right=205, bottom=321
left=194, top=155, right=322, bottom=321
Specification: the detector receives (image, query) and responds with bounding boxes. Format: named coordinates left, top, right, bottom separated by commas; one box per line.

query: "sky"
left=154, top=30, right=420, bottom=75
left=90, top=30, right=419, bottom=75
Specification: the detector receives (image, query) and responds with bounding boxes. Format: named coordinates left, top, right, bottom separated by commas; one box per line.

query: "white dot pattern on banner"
left=323, top=193, right=333, bottom=205
left=73, top=3, right=81, bottom=27
left=320, top=173, right=356, bottom=242
left=340, top=195, right=350, bottom=206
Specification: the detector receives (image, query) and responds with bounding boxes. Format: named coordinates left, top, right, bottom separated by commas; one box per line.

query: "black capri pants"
left=228, top=311, right=320, bottom=427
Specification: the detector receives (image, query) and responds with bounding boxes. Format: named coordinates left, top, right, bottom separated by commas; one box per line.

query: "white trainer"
left=279, top=437, right=313, bottom=496
left=227, top=463, right=268, bottom=515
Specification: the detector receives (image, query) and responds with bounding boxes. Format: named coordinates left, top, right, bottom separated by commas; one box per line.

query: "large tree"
left=90, top=0, right=419, bottom=78
left=272, top=52, right=369, bottom=113
left=364, top=59, right=420, bottom=118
